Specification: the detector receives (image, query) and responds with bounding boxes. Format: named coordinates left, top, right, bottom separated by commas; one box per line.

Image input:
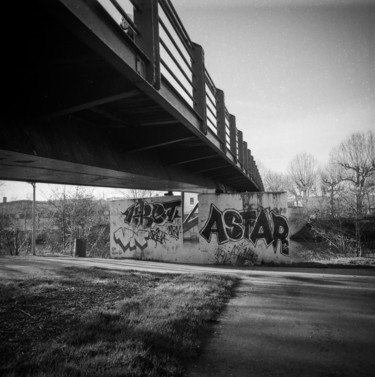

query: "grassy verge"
left=0, top=267, right=236, bottom=377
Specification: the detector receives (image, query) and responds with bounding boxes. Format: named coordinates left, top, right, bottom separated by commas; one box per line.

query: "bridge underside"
left=0, top=1, right=258, bottom=193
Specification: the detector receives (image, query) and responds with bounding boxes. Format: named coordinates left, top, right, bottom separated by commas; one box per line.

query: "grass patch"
left=0, top=267, right=236, bottom=376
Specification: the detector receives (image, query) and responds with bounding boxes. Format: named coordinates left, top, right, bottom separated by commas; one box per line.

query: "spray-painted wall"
left=110, top=196, right=183, bottom=262
left=109, top=192, right=290, bottom=265
left=198, top=192, right=290, bottom=265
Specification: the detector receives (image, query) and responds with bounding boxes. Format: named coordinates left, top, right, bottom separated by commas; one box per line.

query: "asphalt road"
left=186, top=268, right=375, bottom=377
left=1, top=256, right=375, bottom=377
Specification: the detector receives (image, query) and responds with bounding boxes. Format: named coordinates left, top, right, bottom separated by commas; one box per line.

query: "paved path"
left=186, top=271, right=375, bottom=377
left=1, top=256, right=375, bottom=377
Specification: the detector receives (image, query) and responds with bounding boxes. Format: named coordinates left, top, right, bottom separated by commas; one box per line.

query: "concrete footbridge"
left=0, top=0, right=263, bottom=193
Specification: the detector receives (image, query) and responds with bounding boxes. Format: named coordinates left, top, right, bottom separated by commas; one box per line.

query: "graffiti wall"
left=199, top=193, right=290, bottom=265
left=110, top=196, right=184, bottom=262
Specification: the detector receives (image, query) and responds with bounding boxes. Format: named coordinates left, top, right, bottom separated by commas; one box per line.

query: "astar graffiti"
left=200, top=204, right=289, bottom=256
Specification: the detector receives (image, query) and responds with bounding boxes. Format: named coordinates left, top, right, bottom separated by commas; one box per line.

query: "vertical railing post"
left=133, top=0, right=160, bottom=89
left=243, top=141, right=248, bottom=174
left=192, top=43, right=207, bottom=134
left=229, top=114, right=237, bottom=160
left=250, top=154, right=255, bottom=178
left=237, top=130, right=243, bottom=167
left=216, top=89, right=226, bottom=153
left=247, top=150, right=252, bottom=177
left=255, top=164, right=260, bottom=190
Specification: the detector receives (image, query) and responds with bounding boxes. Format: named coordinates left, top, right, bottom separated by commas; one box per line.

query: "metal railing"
left=97, top=0, right=137, bottom=39
left=95, top=0, right=263, bottom=190
left=158, top=1, right=195, bottom=107
left=205, top=69, right=218, bottom=134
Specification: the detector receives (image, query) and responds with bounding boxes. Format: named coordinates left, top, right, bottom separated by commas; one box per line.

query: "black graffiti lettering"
left=167, top=224, right=180, bottom=240
left=223, top=210, right=243, bottom=241
left=200, top=204, right=229, bottom=244
left=201, top=204, right=290, bottom=255
left=132, top=202, right=144, bottom=227
left=271, top=212, right=289, bottom=256
left=122, top=204, right=134, bottom=225
left=163, top=201, right=181, bottom=222
left=121, top=200, right=181, bottom=229
left=149, top=228, right=168, bottom=246
left=142, top=202, right=153, bottom=228
left=214, top=243, right=259, bottom=266
left=241, top=209, right=257, bottom=240
left=152, top=203, right=166, bottom=224
left=250, top=209, right=273, bottom=246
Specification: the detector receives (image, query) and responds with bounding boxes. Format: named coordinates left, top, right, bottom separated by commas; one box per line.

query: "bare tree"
left=320, top=162, right=345, bottom=217
left=117, top=188, right=156, bottom=199
left=0, top=203, right=30, bottom=256
left=330, top=131, right=375, bottom=255
left=48, top=186, right=97, bottom=255
left=288, top=153, right=318, bottom=206
left=262, top=169, right=288, bottom=192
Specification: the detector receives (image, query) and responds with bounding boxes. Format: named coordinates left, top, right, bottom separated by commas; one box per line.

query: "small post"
left=216, top=89, right=226, bottom=153
left=181, top=191, right=185, bottom=222
left=134, top=0, right=160, bottom=88
left=229, top=114, right=237, bottom=160
left=29, top=182, right=36, bottom=256
left=192, top=43, right=207, bottom=134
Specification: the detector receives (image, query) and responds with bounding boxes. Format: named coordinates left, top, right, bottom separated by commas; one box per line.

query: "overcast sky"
left=1, top=0, right=374, bottom=200
left=173, top=0, right=374, bottom=171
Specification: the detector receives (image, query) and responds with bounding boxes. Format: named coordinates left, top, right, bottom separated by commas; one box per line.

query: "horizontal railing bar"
left=206, top=92, right=216, bottom=109
left=207, top=117, right=217, bottom=129
left=109, top=0, right=140, bottom=35
left=205, top=69, right=217, bottom=94
left=205, top=81, right=216, bottom=98
left=158, top=1, right=194, bottom=59
left=160, top=38, right=194, bottom=88
left=159, top=0, right=193, bottom=50
left=159, top=18, right=192, bottom=73
left=206, top=104, right=217, bottom=120
left=161, top=59, right=196, bottom=103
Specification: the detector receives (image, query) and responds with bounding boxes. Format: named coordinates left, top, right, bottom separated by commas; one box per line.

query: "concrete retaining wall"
left=110, top=192, right=291, bottom=265
left=198, top=192, right=290, bottom=265
left=110, top=196, right=183, bottom=262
